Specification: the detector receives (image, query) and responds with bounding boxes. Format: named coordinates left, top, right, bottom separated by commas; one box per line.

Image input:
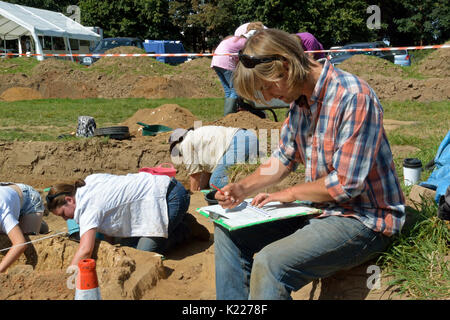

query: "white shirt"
left=0, top=187, right=21, bottom=234
left=74, top=172, right=171, bottom=238
left=177, top=126, right=240, bottom=174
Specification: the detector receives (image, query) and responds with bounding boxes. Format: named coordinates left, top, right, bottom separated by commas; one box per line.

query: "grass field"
left=0, top=96, right=448, bottom=299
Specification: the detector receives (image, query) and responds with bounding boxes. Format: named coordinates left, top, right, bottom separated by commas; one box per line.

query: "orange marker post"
left=75, top=259, right=102, bottom=300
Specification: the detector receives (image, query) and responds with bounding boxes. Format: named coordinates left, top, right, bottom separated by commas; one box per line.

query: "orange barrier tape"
left=1, top=44, right=449, bottom=57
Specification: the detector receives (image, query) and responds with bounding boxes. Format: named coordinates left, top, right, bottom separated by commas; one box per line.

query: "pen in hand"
left=210, top=183, right=224, bottom=195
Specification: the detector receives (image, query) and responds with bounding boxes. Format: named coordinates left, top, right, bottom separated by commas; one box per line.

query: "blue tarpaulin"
left=143, top=40, right=187, bottom=64
left=420, top=130, right=450, bottom=203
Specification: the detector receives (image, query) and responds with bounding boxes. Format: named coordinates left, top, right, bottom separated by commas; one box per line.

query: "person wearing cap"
left=45, top=172, right=204, bottom=268
left=295, top=32, right=326, bottom=60
left=0, top=183, right=47, bottom=273
left=213, top=29, right=405, bottom=300
left=211, top=22, right=266, bottom=116
left=169, top=126, right=259, bottom=192
left=234, top=22, right=268, bottom=37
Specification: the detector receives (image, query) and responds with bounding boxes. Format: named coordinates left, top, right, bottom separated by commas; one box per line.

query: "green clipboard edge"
left=196, top=201, right=322, bottom=232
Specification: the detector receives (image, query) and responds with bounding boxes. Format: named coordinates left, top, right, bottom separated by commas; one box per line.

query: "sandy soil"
left=2, top=46, right=449, bottom=300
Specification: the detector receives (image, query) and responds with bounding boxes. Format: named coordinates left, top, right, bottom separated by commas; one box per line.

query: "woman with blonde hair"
left=214, top=28, right=405, bottom=300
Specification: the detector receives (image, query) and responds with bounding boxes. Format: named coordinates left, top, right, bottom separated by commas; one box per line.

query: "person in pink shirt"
left=211, top=22, right=265, bottom=115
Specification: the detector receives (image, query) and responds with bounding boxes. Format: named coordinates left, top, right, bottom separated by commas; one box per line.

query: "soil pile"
left=0, top=49, right=220, bottom=100
left=91, top=46, right=173, bottom=76
left=337, top=54, right=450, bottom=102
left=1, top=48, right=449, bottom=102
left=121, top=104, right=199, bottom=135
left=210, top=111, right=284, bottom=131
left=0, top=87, right=43, bottom=101
left=416, top=42, right=450, bottom=78
left=338, top=54, right=406, bottom=78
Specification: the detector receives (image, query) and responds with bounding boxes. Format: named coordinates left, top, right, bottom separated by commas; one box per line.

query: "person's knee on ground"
left=136, top=236, right=168, bottom=254
left=19, top=211, right=45, bottom=235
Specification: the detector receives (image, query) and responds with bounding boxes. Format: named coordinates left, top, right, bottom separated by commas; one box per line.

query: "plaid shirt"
left=273, top=60, right=405, bottom=236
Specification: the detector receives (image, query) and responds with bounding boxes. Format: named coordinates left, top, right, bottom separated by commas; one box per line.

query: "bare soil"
left=2, top=46, right=448, bottom=300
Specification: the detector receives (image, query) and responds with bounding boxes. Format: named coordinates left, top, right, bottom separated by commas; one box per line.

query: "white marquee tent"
left=0, top=0, right=100, bottom=60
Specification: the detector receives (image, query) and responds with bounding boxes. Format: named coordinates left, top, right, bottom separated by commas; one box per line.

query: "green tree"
left=169, top=0, right=238, bottom=52
left=234, top=0, right=379, bottom=48
left=390, top=0, right=450, bottom=45
left=79, top=0, right=179, bottom=40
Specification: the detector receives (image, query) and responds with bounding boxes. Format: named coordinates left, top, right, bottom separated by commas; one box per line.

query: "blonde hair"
left=46, top=179, right=85, bottom=211
left=233, top=29, right=312, bottom=105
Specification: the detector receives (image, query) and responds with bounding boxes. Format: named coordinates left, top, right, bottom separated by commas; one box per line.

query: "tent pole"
left=64, top=37, right=73, bottom=62
left=18, top=37, right=22, bottom=56
left=30, top=32, right=44, bottom=61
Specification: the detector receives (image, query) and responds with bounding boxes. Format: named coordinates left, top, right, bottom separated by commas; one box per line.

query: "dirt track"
left=0, top=47, right=449, bottom=300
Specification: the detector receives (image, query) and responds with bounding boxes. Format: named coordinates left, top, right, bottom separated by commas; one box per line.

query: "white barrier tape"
left=0, top=231, right=66, bottom=253
left=0, top=44, right=449, bottom=58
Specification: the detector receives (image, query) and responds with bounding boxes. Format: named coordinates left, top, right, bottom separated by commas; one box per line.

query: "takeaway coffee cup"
left=403, top=158, right=423, bottom=186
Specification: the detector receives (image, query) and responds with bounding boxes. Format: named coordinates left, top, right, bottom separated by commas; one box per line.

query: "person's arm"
left=0, top=225, right=27, bottom=273
left=70, top=228, right=97, bottom=267
left=216, top=156, right=290, bottom=208
left=251, top=176, right=334, bottom=207
left=189, top=172, right=211, bottom=191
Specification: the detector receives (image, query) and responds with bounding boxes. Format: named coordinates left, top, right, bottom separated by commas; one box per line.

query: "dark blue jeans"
left=120, top=178, right=191, bottom=254
left=214, top=215, right=392, bottom=299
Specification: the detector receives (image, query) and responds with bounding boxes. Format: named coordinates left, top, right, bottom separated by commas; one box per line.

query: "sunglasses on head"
left=46, top=191, right=71, bottom=204
left=238, top=50, right=281, bottom=68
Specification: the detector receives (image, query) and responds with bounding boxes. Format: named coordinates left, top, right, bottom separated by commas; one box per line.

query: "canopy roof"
left=0, top=0, right=100, bottom=41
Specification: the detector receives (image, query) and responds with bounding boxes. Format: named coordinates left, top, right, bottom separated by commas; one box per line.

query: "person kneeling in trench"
left=169, top=125, right=259, bottom=192
left=0, top=183, right=48, bottom=273
left=46, top=172, right=204, bottom=268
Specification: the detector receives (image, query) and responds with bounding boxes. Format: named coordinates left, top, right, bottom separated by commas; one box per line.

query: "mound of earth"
left=121, top=104, right=199, bottom=135
left=1, top=45, right=449, bottom=102
left=210, top=111, right=283, bottom=131
left=338, top=54, right=406, bottom=78
left=363, top=75, right=450, bottom=101
left=416, top=42, right=450, bottom=78
left=0, top=87, right=43, bottom=101
left=90, top=46, right=174, bottom=76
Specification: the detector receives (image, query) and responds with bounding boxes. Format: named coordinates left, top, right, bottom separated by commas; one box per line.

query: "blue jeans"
left=210, top=129, right=259, bottom=189
left=16, top=183, right=44, bottom=215
left=214, top=215, right=392, bottom=300
left=213, top=66, right=238, bottom=98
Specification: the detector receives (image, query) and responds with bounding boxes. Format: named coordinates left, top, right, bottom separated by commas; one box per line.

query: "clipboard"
left=196, top=199, right=322, bottom=231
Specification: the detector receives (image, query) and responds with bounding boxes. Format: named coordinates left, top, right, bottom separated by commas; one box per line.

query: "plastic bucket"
left=139, top=163, right=177, bottom=178
left=204, top=190, right=218, bottom=205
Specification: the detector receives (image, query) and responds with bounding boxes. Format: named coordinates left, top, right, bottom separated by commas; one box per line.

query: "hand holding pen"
left=211, top=183, right=245, bottom=209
